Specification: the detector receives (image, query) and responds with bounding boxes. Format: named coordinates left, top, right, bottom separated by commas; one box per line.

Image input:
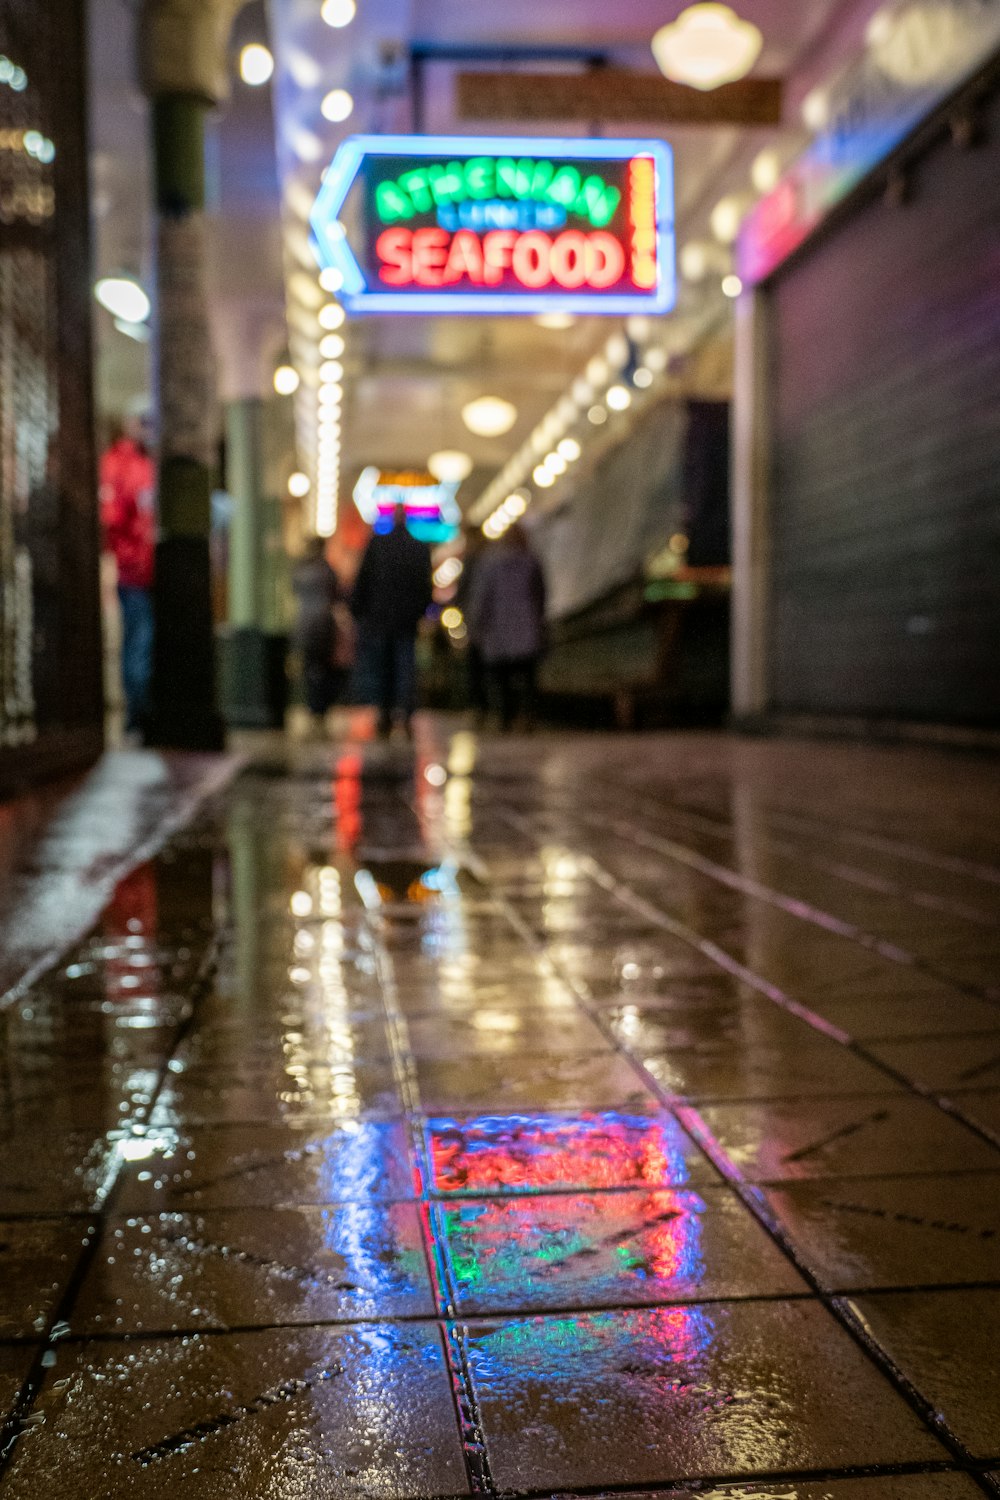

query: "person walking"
left=99, top=424, right=156, bottom=736
left=352, top=503, right=433, bottom=738
left=469, top=523, right=547, bottom=731
left=291, top=536, right=346, bottom=731
left=456, top=526, right=489, bottom=724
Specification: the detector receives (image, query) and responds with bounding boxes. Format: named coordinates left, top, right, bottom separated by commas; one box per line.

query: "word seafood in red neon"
left=375, top=226, right=627, bottom=291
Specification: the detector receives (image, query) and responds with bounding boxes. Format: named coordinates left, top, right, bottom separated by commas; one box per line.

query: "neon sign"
left=312, top=135, right=676, bottom=316
left=353, top=466, right=461, bottom=543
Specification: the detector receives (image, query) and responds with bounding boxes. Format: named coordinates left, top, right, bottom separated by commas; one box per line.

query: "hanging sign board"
left=312, top=135, right=676, bottom=316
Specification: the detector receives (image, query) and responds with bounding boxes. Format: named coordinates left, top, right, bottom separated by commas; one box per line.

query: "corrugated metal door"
left=768, top=81, right=1000, bottom=724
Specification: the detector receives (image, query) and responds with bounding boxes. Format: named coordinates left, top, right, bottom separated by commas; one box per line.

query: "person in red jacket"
left=100, top=426, right=156, bottom=734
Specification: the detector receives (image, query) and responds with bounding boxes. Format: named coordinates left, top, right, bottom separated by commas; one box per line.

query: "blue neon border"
left=311, top=134, right=676, bottom=316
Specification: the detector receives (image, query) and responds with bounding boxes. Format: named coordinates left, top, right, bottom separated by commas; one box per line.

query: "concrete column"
left=226, top=397, right=264, bottom=631
left=138, top=0, right=239, bottom=750
left=730, top=285, right=772, bottom=724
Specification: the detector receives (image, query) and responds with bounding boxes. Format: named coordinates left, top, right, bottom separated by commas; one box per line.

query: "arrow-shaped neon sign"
left=311, top=134, right=676, bottom=316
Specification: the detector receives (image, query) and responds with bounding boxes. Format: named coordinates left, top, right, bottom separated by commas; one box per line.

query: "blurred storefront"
left=0, top=0, right=103, bottom=794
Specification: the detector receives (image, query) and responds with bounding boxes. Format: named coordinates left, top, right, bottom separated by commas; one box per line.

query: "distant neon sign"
left=353, top=466, right=461, bottom=543
left=311, top=135, right=676, bottom=315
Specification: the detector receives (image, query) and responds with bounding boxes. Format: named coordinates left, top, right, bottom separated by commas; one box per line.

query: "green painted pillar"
left=226, top=398, right=264, bottom=630
left=139, top=0, right=230, bottom=749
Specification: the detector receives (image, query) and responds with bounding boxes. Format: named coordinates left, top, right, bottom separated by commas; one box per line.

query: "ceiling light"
left=113, top=319, right=151, bottom=343
left=680, top=241, right=709, bottom=281
left=535, top=311, right=576, bottom=330
left=321, top=0, right=357, bottom=26
left=626, top=316, right=650, bottom=341
left=319, top=269, right=344, bottom=296
left=273, top=364, right=300, bottom=396
left=319, top=303, right=346, bottom=330
left=606, top=385, right=632, bottom=411
left=801, top=87, right=829, bottom=132
left=532, top=465, right=555, bottom=488
left=319, top=359, right=344, bottom=382
left=320, top=336, right=345, bottom=361
left=558, top=438, right=581, bottom=461
left=239, top=43, right=274, bottom=86
left=645, top=346, right=669, bottom=372
left=462, top=396, right=517, bottom=437
left=586, top=356, right=608, bottom=386
left=545, top=453, right=568, bottom=476
left=288, top=471, right=311, bottom=498
left=722, top=274, right=743, bottom=298
left=634, top=366, right=654, bottom=388
left=572, top=378, right=594, bottom=406
left=751, top=147, right=782, bottom=194
left=95, top=275, right=150, bottom=324
left=651, top=4, right=763, bottom=92
left=428, top=450, right=473, bottom=483
left=321, top=88, right=354, bottom=123
left=504, top=492, right=528, bottom=517
left=588, top=405, right=608, bottom=425
left=710, top=195, right=746, bottom=245
left=605, top=332, right=629, bottom=367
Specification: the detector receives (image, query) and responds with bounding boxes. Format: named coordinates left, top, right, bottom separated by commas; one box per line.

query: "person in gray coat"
left=469, top=524, right=547, bottom=731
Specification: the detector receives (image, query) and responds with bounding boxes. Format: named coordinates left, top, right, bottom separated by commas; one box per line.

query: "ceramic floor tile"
left=639, top=1031, right=898, bottom=1101
left=0, top=1218, right=90, bottom=1338
left=0, top=1131, right=120, bottom=1214
left=425, top=1111, right=713, bottom=1195
left=463, top=1300, right=945, bottom=1492
left=437, top=1186, right=805, bottom=1314
left=115, top=1120, right=417, bottom=1211
left=0, top=1344, right=34, bottom=1421
left=868, top=1035, right=1000, bottom=1092
left=813, top=993, right=1000, bottom=1042
left=765, top=1174, right=1000, bottom=1290
left=948, top=1091, right=1000, bottom=1140
left=402, top=1009, right=610, bottom=1058
left=73, top=1203, right=435, bottom=1334
left=852, top=1288, right=1000, bottom=1459
left=149, top=1061, right=402, bottom=1126
left=693, top=1096, right=1000, bottom=1181
left=413, top=1053, right=658, bottom=1112
left=590, top=1479, right=985, bottom=1498
left=2, top=1323, right=469, bottom=1498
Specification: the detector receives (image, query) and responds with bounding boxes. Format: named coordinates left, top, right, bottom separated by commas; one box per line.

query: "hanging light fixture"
left=462, top=396, right=517, bottom=437
left=652, top=4, right=763, bottom=92
left=428, top=450, right=473, bottom=483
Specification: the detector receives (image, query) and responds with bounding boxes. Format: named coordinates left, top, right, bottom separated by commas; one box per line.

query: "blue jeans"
left=118, top=584, right=153, bottom=731
left=370, top=630, right=417, bottom=731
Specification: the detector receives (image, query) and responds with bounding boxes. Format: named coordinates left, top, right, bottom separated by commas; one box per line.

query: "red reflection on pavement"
left=428, top=1112, right=691, bottom=1195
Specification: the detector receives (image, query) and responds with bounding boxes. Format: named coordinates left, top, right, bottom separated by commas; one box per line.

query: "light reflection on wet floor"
left=0, top=728, right=999, bottom=1497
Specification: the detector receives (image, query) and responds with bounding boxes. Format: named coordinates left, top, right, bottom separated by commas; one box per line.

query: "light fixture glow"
left=95, top=276, right=150, bottom=325
left=321, top=0, right=357, bottom=27
left=722, top=273, right=743, bottom=298
left=710, top=195, right=746, bottom=245
left=319, top=359, right=344, bottom=382
left=535, top=311, right=576, bottom=330
left=558, top=438, right=581, bottom=461
left=239, top=43, right=274, bottom=86
left=503, top=492, right=528, bottom=517
left=319, top=333, right=345, bottom=358
left=319, top=266, right=345, bottom=293
left=319, top=302, right=346, bottom=330
left=634, top=366, right=654, bottom=388
left=288, top=471, right=311, bottom=498
left=428, top=450, right=473, bottom=483
left=273, top=364, right=300, bottom=396
left=321, top=88, right=354, bottom=123
left=606, top=384, right=632, bottom=411
left=533, top=465, right=555, bottom=488
left=651, top=4, right=763, bottom=92
left=588, top=405, right=608, bottom=425
left=462, top=396, right=517, bottom=437
left=801, top=87, right=830, bottom=132
left=751, top=147, right=782, bottom=194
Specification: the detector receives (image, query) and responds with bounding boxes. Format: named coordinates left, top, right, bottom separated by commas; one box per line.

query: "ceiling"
left=88, top=0, right=885, bottom=520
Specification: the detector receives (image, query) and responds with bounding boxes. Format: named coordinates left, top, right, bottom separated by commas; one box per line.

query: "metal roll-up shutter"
left=768, top=76, right=1000, bottom=725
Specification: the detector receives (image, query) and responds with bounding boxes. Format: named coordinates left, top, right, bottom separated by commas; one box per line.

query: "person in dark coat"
left=352, top=504, right=433, bottom=737
left=455, top=526, right=489, bottom=723
left=469, top=523, right=546, bottom=731
left=291, top=536, right=343, bottom=726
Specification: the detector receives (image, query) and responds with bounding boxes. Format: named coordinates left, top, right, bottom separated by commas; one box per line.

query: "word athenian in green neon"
left=376, top=157, right=622, bottom=229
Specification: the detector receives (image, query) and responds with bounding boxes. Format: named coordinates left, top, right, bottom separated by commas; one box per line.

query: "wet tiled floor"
left=1, top=725, right=999, bottom=1498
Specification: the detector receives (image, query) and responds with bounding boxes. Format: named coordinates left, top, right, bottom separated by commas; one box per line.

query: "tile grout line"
left=474, top=804, right=992, bottom=1484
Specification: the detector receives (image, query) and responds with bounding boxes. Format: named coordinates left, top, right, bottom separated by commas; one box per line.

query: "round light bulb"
left=273, top=364, right=300, bottom=396
left=321, top=88, right=354, bottom=123
left=651, top=4, right=763, bottom=92
left=319, top=303, right=346, bottom=330
left=319, top=267, right=344, bottom=293
left=722, top=273, right=743, bottom=299
left=558, top=438, right=581, bottom=461
left=321, top=0, right=357, bottom=26
left=606, top=385, right=632, bottom=411
left=288, top=471, right=311, bottom=498
left=428, top=450, right=474, bottom=483
left=320, top=333, right=345, bottom=358
left=462, top=396, right=517, bottom=437
left=94, top=276, right=151, bottom=324
left=239, top=43, right=274, bottom=87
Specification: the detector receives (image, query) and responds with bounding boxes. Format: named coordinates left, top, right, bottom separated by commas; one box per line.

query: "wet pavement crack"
left=131, top=1364, right=344, bottom=1465
left=163, top=1231, right=362, bottom=1290
left=820, top=1197, right=997, bottom=1238
left=782, top=1109, right=891, bottom=1163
